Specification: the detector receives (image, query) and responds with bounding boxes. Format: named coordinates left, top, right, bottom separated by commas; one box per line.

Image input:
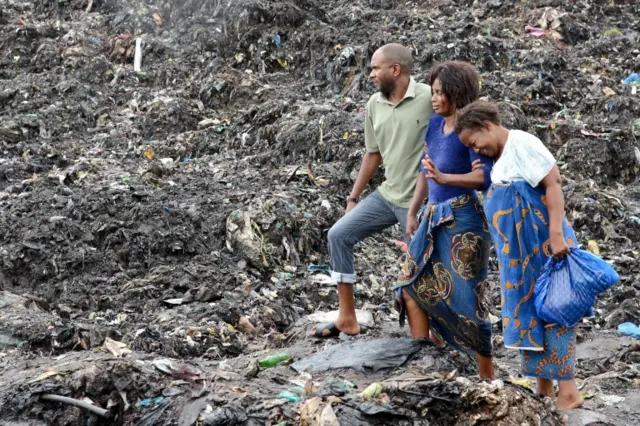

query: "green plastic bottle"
left=278, top=391, right=300, bottom=402
left=258, top=353, right=290, bottom=368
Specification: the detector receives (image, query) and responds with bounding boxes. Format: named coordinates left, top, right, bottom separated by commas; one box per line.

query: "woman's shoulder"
left=428, top=114, right=445, bottom=125
left=507, top=129, right=544, bottom=148
left=426, top=114, right=444, bottom=137
left=507, top=129, right=555, bottom=159
left=425, top=114, right=444, bottom=143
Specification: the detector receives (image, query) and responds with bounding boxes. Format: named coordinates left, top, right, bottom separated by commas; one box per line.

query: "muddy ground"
left=1, top=0, right=639, bottom=425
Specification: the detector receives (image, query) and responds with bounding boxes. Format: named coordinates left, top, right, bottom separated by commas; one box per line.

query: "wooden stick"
left=40, top=394, right=110, bottom=418
left=134, top=38, right=142, bottom=72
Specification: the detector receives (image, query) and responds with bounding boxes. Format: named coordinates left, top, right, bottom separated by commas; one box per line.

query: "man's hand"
left=406, top=213, right=419, bottom=238
left=550, top=234, right=570, bottom=260
left=422, top=156, right=448, bottom=185
left=346, top=200, right=357, bottom=214
left=471, top=159, right=484, bottom=172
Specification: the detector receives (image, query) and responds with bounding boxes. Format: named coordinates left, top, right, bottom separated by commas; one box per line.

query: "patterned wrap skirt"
left=394, top=193, right=493, bottom=358
left=485, top=181, right=577, bottom=381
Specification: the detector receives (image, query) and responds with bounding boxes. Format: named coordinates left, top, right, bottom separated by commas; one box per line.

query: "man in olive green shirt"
left=310, top=43, right=434, bottom=338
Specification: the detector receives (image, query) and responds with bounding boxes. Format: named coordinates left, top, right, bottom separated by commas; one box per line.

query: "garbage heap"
left=0, top=0, right=639, bottom=425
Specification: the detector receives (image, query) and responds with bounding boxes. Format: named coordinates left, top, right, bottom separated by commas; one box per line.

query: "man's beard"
left=379, top=79, right=395, bottom=99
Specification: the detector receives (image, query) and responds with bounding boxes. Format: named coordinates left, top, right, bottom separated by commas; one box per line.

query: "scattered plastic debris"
left=0, top=1, right=638, bottom=426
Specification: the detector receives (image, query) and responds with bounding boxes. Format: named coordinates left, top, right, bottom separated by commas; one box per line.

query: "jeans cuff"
left=331, top=271, right=356, bottom=284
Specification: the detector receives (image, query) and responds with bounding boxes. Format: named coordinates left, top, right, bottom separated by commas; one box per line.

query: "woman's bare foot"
left=430, top=331, right=445, bottom=347
left=536, top=378, right=555, bottom=399
left=556, top=379, right=584, bottom=411
left=477, top=354, right=495, bottom=379
left=556, top=393, right=584, bottom=411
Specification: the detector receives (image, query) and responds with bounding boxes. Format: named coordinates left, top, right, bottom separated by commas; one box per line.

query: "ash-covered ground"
left=1, top=0, right=639, bottom=425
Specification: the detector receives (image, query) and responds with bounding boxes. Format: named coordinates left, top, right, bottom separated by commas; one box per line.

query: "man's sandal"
left=310, top=322, right=341, bottom=338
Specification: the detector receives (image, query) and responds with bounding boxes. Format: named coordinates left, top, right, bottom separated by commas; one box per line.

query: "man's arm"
left=346, top=152, right=382, bottom=212
left=347, top=100, right=382, bottom=212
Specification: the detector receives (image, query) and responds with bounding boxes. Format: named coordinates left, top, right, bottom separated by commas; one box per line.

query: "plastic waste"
left=178, top=396, right=207, bottom=426
left=279, top=386, right=304, bottom=402
left=307, top=264, right=331, bottom=275
left=509, top=376, right=532, bottom=390
left=360, top=382, right=382, bottom=400
left=358, top=402, right=399, bottom=416
left=534, top=248, right=619, bottom=328
left=618, top=322, right=640, bottom=339
left=136, top=396, right=163, bottom=408
left=600, top=395, right=625, bottom=406
left=622, top=72, right=640, bottom=86
left=305, top=309, right=375, bottom=328
left=525, top=25, right=545, bottom=37
left=202, top=403, right=248, bottom=425
left=316, top=379, right=355, bottom=397
left=319, top=404, right=339, bottom=426
left=279, top=391, right=301, bottom=402
left=291, top=338, right=423, bottom=373
left=258, top=353, right=290, bottom=368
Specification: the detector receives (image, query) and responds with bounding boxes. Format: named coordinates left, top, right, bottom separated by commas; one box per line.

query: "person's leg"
left=477, top=354, right=495, bottom=380
left=555, top=326, right=583, bottom=409
left=394, top=203, right=432, bottom=338
left=536, top=378, right=555, bottom=399
left=432, top=203, right=494, bottom=378
left=401, top=289, right=429, bottom=338
left=522, top=326, right=582, bottom=409
left=557, top=379, right=584, bottom=410
left=311, top=190, right=398, bottom=337
left=332, top=282, right=359, bottom=335
left=394, top=204, right=439, bottom=341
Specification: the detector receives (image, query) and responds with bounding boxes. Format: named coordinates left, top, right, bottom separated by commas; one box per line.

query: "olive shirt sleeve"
left=364, top=98, right=380, bottom=153
left=417, top=116, right=433, bottom=174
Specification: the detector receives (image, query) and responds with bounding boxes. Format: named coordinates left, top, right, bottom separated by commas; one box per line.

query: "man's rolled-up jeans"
left=328, top=189, right=409, bottom=284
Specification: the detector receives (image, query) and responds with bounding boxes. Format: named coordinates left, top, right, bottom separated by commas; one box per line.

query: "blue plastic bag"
left=534, top=248, right=619, bottom=328
left=618, top=322, right=640, bottom=339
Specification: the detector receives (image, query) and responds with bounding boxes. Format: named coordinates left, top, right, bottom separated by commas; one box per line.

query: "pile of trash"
left=0, top=333, right=570, bottom=426
left=1, top=0, right=640, bottom=425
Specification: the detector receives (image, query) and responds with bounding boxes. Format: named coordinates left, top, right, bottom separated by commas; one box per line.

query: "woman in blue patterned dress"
left=395, top=61, right=495, bottom=379
left=454, top=100, right=583, bottom=410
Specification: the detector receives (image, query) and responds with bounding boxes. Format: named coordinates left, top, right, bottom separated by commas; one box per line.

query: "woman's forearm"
left=545, top=181, right=565, bottom=237
left=541, top=166, right=566, bottom=237
left=440, top=169, right=485, bottom=190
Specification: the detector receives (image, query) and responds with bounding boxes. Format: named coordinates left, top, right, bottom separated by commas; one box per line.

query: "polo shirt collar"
left=378, top=76, right=417, bottom=104
left=404, top=77, right=417, bottom=100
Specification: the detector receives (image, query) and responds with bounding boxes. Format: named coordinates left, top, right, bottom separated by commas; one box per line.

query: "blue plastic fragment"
left=622, top=72, right=640, bottom=86
left=618, top=322, right=640, bottom=339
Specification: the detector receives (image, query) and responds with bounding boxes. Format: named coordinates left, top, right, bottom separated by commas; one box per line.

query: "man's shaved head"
left=369, top=43, right=413, bottom=99
left=375, top=43, right=413, bottom=73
